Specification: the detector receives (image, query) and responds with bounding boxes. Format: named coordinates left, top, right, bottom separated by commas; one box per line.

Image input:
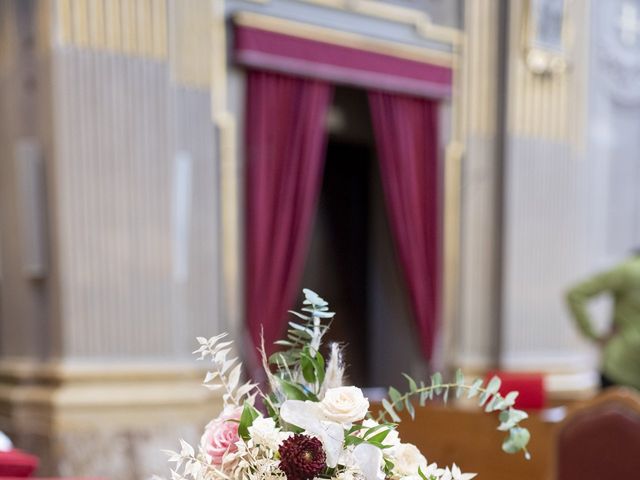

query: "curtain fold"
left=246, top=70, right=333, bottom=353
left=368, top=91, right=441, bottom=359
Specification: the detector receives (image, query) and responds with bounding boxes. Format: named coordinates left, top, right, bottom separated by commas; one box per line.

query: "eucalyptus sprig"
left=377, top=370, right=531, bottom=459
left=268, top=289, right=333, bottom=397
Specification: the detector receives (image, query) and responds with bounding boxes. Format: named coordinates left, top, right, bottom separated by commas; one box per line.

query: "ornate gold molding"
left=295, top=0, right=463, bottom=46
left=213, top=1, right=243, bottom=336
left=234, top=11, right=456, bottom=68
left=169, top=0, right=212, bottom=87
left=507, top=0, right=587, bottom=144
left=55, top=0, right=167, bottom=59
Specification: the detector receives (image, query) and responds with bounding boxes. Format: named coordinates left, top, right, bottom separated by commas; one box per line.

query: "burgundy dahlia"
left=278, top=434, right=327, bottom=480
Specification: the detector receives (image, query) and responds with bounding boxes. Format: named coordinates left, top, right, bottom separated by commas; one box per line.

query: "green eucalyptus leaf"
left=455, top=369, right=465, bottom=398
left=467, top=378, right=483, bottom=399
left=431, top=372, right=443, bottom=395
left=503, top=391, right=519, bottom=407
left=419, top=381, right=427, bottom=406
left=389, top=387, right=402, bottom=405
left=402, top=373, right=418, bottom=393
left=502, top=427, right=531, bottom=454
left=288, top=310, right=311, bottom=321
left=382, top=399, right=401, bottom=422
left=486, top=376, right=502, bottom=395
left=405, top=398, right=415, bottom=419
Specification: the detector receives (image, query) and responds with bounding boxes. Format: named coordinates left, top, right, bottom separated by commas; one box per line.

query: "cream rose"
left=319, top=386, right=369, bottom=424
left=247, top=416, right=290, bottom=451
left=389, top=443, right=428, bottom=477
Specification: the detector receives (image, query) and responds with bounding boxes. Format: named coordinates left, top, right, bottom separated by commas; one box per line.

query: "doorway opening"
left=298, top=86, right=427, bottom=388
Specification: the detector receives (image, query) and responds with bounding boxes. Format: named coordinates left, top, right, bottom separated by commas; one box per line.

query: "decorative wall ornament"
left=295, top=0, right=463, bottom=46
left=597, top=0, right=640, bottom=105
left=522, top=0, right=570, bottom=75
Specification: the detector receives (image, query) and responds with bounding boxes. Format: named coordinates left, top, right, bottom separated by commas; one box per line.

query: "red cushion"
left=486, top=371, right=546, bottom=410
left=0, top=449, right=39, bottom=477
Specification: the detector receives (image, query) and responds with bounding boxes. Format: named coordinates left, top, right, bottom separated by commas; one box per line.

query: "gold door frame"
left=213, top=4, right=465, bottom=369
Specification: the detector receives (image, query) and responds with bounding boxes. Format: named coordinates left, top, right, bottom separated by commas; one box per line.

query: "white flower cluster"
left=163, top=385, right=476, bottom=480
left=160, top=290, right=526, bottom=480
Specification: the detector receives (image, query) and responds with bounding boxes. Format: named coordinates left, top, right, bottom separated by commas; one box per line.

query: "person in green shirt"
left=566, top=255, right=640, bottom=390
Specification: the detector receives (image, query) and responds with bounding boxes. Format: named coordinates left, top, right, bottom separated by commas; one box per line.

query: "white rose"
left=389, top=443, right=428, bottom=477
left=361, top=419, right=400, bottom=447
left=248, top=416, right=289, bottom=451
left=319, top=386, right=369, bottom=424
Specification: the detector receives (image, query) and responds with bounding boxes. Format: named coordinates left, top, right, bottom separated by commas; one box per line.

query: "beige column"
left=0, top=2, right=223, bottom=478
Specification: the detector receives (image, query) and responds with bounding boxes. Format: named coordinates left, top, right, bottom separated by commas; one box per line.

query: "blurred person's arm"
left=565, top=265, right=626, bottom=342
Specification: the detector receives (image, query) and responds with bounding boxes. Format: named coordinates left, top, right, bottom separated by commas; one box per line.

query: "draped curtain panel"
left=245, top=70, right=333, bottom=353
left=368, top=91, right=441, bottom=359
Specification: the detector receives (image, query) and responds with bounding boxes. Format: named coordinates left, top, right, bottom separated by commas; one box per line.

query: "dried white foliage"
left=193, top=333, right=257, bottom=408
left=320, top=342, right=345, bottom=399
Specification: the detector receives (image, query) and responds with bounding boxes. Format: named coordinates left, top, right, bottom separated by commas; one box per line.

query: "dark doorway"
left=300, top=139, right=373, bottom=386
left=298, top=86, right=426, bottom=389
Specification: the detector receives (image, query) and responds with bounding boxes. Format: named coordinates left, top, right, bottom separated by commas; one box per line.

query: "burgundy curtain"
left=246, top=70, right=333, bottom=352
left=368, top=91, right=441, bottom=359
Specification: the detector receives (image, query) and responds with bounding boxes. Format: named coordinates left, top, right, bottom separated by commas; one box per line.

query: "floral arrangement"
left=160, top=289, right=530, bottom=480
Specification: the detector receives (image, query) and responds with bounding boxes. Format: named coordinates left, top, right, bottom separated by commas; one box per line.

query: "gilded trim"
left=296, top=0, right=463, bottom=46
left=234, top=11, right=456, bottom=68
left=54, top=0, right=167, bottom=59
left=214, top=1, right=243, bottom=335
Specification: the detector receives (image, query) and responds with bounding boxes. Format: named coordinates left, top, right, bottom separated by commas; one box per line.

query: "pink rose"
left=201, top=406, right=242, bottom=465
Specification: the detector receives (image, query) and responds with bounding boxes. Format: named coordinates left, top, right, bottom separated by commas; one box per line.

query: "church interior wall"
left=498, top=0, right=598, bottom=396
left=4, top=0, right=635, bottom=478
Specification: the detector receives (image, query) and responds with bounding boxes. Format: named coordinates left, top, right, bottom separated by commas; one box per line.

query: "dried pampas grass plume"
left=320, top=342, right=345, bottom=398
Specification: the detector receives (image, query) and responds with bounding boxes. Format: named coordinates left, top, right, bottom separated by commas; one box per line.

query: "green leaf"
left=503, top=391, right=519, bottom=407
left=314, top=351, right=326, bottom=384
left=478, top=390, right=491, bottom=407
left=498, top=408, right=529, bottom=431
left=455, top=369, right=465, bottom=398
left=300, top=352, right=316, bottom=383
left=484, top=395, right=499, bottom=412
left=431, top=372, right=443, bottom=395
left=502, top=427, right=530, bottom=454
left=238, top=402, right=260, bottom=441
left=288, top=310, right=311, bottom=321
left=467, top=378, right=483, bottom=399
left=443, top=386, right=449, bottom=404
left=344, top=435, right=366, bottom=447
left=277, top=377, right=311, bottom=401
left=366, top=427, right=391, bottom=445
left=382, top=399, right=401, bottom=422
left=405, top=398, right=415, bottom=419
left=388, top=387, right=402, bottom=405
left=486, top=376, right=502, bottom=395
left=419, top=381, right=427, bottom=406
left=402, top=373, right=418, bottom=393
